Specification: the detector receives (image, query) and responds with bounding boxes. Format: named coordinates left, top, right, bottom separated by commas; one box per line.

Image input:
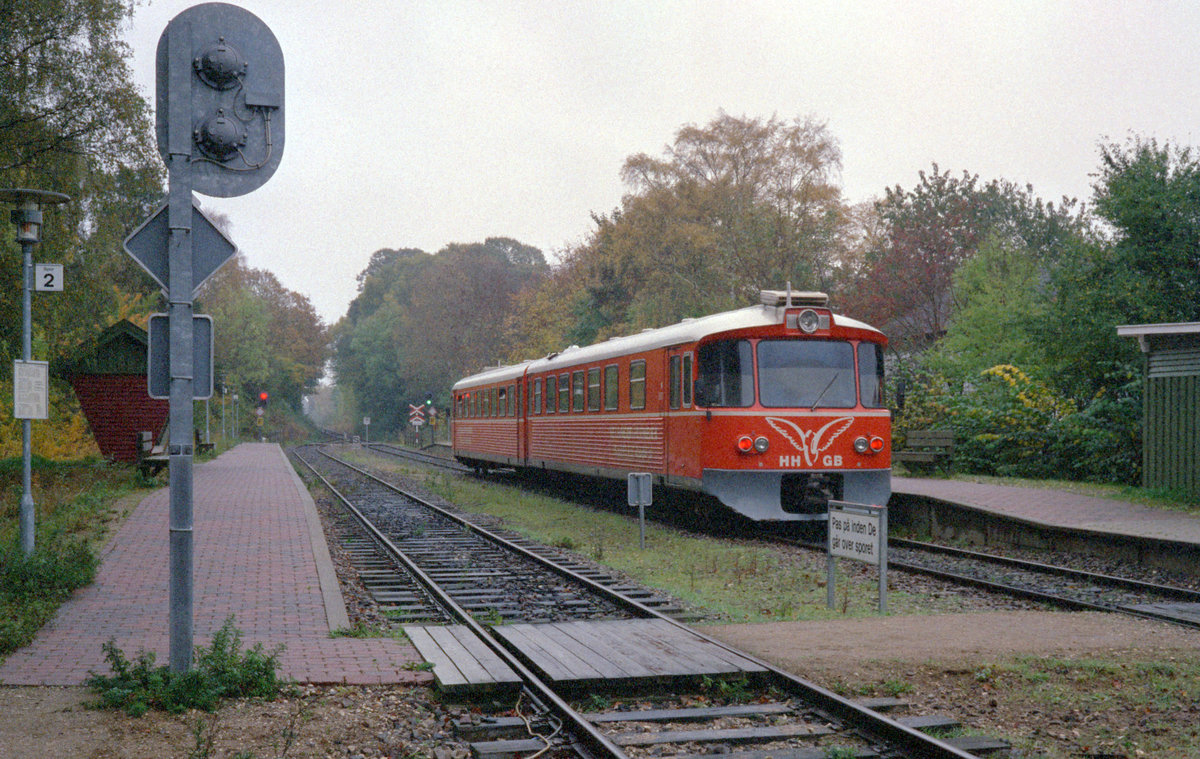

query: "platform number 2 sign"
left=34, top=264, right=63, bottom=292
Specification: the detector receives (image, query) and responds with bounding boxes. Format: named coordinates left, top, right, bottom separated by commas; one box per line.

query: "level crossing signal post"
left=123, top=3, right=284, bottom=673
left=409, top=404, right=425, bottom=445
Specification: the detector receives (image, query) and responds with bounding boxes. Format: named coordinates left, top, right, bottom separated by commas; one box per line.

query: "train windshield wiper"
left=810, top=372, right=841, bottom=412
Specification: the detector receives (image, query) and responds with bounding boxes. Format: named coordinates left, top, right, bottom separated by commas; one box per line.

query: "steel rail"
left=892, top=536, right=1200, bottom=599
left=315, top=445, right=980, bottom=759
left=776, top=531, right=1200, bottom=629
left=888, top=536, right=1200, bottom=629
left=365, top=442, right=469, bottom=472
left=294, top=445, right=625, bottom=759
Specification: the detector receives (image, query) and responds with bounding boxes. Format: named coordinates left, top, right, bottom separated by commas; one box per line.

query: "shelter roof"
left=55, top=320, right=149, bottom=376
left=1117, top=322, right=1200, bottom=353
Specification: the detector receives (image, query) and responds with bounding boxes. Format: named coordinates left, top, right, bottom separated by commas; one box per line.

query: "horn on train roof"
left=759, top=289, right=829, bottom=308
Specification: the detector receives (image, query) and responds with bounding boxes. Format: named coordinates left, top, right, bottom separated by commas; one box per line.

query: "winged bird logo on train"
left=765, top=416, right=855, bottom=468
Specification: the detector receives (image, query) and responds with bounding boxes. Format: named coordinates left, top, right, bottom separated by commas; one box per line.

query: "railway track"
left=365, top=441, right=468, bottom=472
left=293, top=444, right=993, bottom=759
left=367, top=440, right=1200, bottom=629
left=886, top=537, right=1200, bottom=628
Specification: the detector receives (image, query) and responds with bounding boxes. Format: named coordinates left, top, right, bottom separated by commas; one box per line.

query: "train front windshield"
left=697, top=338, right=884, bottom=408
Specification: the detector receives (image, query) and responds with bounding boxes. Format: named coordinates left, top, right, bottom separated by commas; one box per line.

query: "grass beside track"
left=348, top=449, right=978, bottom=623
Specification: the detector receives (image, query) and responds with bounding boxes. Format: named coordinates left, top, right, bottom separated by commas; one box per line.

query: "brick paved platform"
left=0, top=443, right=431, bottom=686
left=893, top=476, right=1200, bottom=544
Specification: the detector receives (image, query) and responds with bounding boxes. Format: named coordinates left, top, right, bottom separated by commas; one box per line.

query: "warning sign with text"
left=828, top=507, right=882, bottom=565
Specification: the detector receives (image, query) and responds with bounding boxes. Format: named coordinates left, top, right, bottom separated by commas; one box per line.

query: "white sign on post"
left=13, top=360, right=49, bottom=419
left=826, top=501, right=888, bottom=614
left=34, top=263, right=63, bottom=291
left=829, top=509, right=881, bottom=563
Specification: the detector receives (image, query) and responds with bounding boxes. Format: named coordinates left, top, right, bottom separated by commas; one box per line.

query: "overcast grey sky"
left=124, top=1, right=1200, bottom=324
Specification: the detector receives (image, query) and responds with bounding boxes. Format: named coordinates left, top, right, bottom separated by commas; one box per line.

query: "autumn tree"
left=331, top=248, right=433, bottom=432
left=197, top=254, right=328, bottom=412
left=401, top=238, right=548, bottom=393
left=1, top=0, right=163, bottom=365
left=845, top=165, right=1084, bottom=349
left=563, top=112, right=847, bottom=341
left=333, top=238, right=547, bottom=435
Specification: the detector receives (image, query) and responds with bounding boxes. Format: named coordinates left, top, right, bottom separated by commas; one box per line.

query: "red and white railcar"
left=451, top=290, right=890, bottom=521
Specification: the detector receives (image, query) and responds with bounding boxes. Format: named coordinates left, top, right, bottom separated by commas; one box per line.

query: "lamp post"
left=1, top=188, right=70, bottom=556
left=232, top=393, right=239, bottom=439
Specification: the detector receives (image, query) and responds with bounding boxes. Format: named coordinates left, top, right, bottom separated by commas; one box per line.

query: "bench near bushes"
left=893, top=429, right=955, bottom=474
left=135, top=431, right=167, bottom=477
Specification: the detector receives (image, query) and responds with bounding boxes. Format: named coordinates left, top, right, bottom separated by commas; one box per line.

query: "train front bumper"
left=701, top=468, right=891, bottom=521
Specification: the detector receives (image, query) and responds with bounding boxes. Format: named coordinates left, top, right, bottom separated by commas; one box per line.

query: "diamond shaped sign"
left=123, top=200, right=236, bottom=294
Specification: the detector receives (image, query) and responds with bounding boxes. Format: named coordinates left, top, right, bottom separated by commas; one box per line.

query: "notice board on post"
left=826, top=500, right=888, bottom=613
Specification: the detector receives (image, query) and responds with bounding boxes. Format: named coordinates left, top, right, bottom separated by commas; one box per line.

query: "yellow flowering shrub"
left=896, top=363, right=1140, bottom=482
left=0, top=381, right=100, bottom=461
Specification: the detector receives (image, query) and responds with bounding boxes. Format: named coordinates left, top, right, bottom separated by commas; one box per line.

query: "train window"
left=587, top=368, right=601, bottom=411
left=509, top=385, right=517, bottom=417
left=532, top=379, right=542, bottom=415
left=696, top=339, right=754, bottom=407
left=557, top=373, right=570, bottom=412
left=498, top=386, right=507, bottom=417
left=858, top=343, right=885, bottom=408
left=669, top=355, right=682, bottom=409
left=572, top=370, right=585, bottom=411
left=546, top=376, right=556, bottom=413
left=683, top=354, right=693, bottom=406
left=630, top=360, right=646, bottom=409
left=604, top=365, right=619, bottom=410
left=758, top=340, right=856, bottom=408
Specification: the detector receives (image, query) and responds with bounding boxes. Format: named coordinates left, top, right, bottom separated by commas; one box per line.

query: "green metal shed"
left=1117, top=322, right=1200, bottom=500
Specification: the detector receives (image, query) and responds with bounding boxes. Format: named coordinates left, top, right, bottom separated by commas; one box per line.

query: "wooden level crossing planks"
left=402, top=625, right=521, bottom=695
left=492, top=618, right=766, bottom=685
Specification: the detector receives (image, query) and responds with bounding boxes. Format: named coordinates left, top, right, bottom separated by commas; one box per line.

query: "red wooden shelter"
left=58, top=320, right=167, bottom=464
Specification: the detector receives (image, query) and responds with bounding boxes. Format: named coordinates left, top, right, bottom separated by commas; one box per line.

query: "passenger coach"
left=451, top=290, right=890, bottom=521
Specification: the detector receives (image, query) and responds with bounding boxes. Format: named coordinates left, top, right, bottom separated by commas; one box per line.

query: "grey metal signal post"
left=128, top=3, right=284, bottom=672
left=166, top=18, right=197, bottom=673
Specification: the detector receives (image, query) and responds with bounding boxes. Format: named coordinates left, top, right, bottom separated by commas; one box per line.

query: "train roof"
left=453, top=302, right=884, bottom=390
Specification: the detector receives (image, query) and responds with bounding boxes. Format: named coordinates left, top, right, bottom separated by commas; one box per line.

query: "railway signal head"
left=258, top=390, right=268, bottom=407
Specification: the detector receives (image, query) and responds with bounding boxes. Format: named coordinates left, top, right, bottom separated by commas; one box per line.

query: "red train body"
left=451, top=290, right=890, bottom=521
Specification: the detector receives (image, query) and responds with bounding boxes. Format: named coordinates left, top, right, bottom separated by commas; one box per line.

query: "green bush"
left=0, top=539, right=97, bottom=655
left=897, top=364, right=1142, bottom=484
left=86, top=616, right=287, bottom=716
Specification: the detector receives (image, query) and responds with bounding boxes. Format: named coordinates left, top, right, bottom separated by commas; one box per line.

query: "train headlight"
left=753, top=436, right=769, bottom=453
left=870, top=436, right=885, bottom=453
left=736, top=436, right=755, bottom=453
left=797, top=309, right=820, bottom=334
